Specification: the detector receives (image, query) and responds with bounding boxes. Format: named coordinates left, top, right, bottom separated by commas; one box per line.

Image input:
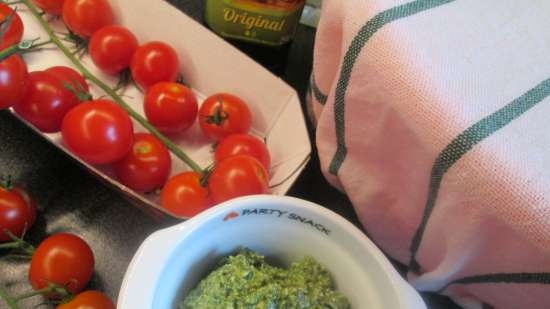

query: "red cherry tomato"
left=198, top=93, right=252, bottom=141
left=32, top=0, right=65, bottom=15
left=0, top=55, right=27, bottom=109
left=88, top=25, right=139, bottom=75
left=144, top=82, right=198, bottom=134
left=46, top=66, right=89, bottom=93
left=29, top=233, right=94, bottom=294
left=113, top=133, right=172, bottom=193
left=62, top=0, right=114, bottom=38
left=208, top=155, right=269, bottom=204
left=160, top=172, right=211, bottom=217
left=0, top=3, right=23, bottom=51
left=0, top=185, right=36, bottom=242
left=14, top=71, right=79, bottom=133
left=215, top=134, right=271, bottom=172
left=56, top=291, right=115, bottom=309
left=130, top=42, right=179, bottom=90
left=61, top=99, right=134, bottom=165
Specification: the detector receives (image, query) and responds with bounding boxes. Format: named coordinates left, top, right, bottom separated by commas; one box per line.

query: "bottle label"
left=206, top=0, right=305, bottom=46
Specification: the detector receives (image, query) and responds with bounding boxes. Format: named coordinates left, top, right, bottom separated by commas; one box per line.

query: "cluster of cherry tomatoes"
left=0, top=183, right=114, bottom=308
left=0, top=0, right=273, bottom=218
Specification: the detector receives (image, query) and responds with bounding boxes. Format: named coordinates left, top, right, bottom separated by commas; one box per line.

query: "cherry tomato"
left=0, top=55, right=27, bottom=109
left=144, top=82, right=198, bottom=134
left=32, top=0, right=65, bottom=15
left=61, top=99, right=134, bottom=165
left=199, top=93, right=252, bottom=141
left=57, top=290, right=114, bottom=309
left=89, top=25, right=138, bottom=75
left=57, top=291, right=115, bottom=309
left=215, top=134, right=271, bottom=171
left=29, top=233, right=94, bottom=294
left=160, top=172, right=211, bottom=217
left=62, top=0, right=114, bottom=38
left=14, top=71, right=79, bottom=133
left=0, top=3, right=23, bottom=51
left=0, top=185, right=36, bottom=242
left=208, top=154, right=269, bottom=204
left=113, top=133, right=171, bottom=192
left=130, top=42, right=179, bottom=90
left=46, top=66, right=89, bottom=93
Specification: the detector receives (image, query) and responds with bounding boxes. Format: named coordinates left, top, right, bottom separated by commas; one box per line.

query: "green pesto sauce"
left=179, top=249, right=351, bottom=309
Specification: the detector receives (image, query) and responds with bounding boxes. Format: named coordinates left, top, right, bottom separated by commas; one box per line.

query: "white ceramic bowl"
left=117, top=195, right=426, bottom=309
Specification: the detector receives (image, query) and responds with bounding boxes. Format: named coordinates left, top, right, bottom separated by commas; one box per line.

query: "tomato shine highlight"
left=61, top=100, right=134, bottom=165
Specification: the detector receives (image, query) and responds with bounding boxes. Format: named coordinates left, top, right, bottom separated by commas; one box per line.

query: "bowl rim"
left=118, top=195, right=423, bottom=309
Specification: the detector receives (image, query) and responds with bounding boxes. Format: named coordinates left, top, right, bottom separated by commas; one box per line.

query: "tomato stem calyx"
left=63, top=81, right=93, bottom=102
left=0, top=175, right=13, bottom=190
left=175, top=73, right=188, bottom=87
left=206, top=101, right=228, bottom=126
left=113, top=69, right=132, bottom=93
left=62, top=30, right=88, bottom=57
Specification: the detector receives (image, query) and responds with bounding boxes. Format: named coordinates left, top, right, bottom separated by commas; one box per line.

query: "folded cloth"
left=308, top=1, right=550, bottom=308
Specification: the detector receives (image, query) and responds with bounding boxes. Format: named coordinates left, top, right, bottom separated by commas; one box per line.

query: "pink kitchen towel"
left=308, top=1, right=550, bottom=308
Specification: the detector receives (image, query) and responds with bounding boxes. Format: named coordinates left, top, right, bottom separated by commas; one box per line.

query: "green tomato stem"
left=0, top=242, right=19, bottom=250
left=0, top=230, right=35, bottom=256
left=0, top=44, right=19, bottom=61
left=0, top=39, right=52, bottom=62
left=12, top=284, right=70, bottom=302
left=13, top=287, right=51, bottom=302
left=27, top=39, right=52, bottom=49
left=19, top=0, right=205, bottom=175
left=0, top=284, right=71, bottom=309
left=0, top=287, right=22, bottom=309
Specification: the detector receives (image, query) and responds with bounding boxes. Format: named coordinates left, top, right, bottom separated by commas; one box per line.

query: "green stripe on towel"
left=409, top=77, right=550, bottom=273
left=328, top=0, right=456, bottom=175
left=438, top=272, right=550, bottom=293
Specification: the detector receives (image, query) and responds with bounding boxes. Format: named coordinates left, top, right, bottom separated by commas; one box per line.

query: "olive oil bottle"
left=205, top=0, right=306, bottom=74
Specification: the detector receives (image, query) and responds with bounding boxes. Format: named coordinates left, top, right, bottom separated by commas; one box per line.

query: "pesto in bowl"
left=179, top=249, right=351, bottom=309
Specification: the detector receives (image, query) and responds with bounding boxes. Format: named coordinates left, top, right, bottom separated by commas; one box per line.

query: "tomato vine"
left=11, top=0, right=205, bottom=175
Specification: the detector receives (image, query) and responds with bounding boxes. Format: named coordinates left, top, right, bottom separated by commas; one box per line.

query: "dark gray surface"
left=0, top=112, right=172, bottom=307
left=0, top=1, right=462, bottom=308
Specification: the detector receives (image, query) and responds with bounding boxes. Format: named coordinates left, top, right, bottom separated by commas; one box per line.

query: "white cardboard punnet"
left=10, top=0, right=311, bottom=218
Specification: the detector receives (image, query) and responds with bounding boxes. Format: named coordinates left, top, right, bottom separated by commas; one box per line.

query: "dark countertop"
left=0, top=1, right=461, bottom=308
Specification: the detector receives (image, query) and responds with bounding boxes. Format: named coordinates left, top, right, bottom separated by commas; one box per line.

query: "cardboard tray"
left=10, top=0, right=311, bottom=219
